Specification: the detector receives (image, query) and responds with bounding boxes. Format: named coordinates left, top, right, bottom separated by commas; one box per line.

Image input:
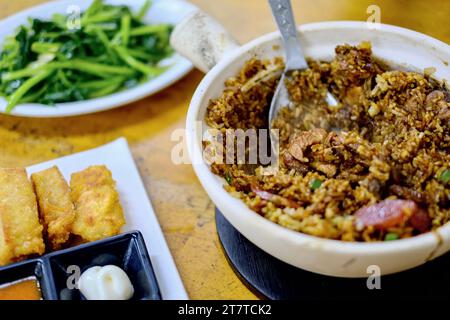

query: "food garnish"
left=205, top=42, right=449, bottom=241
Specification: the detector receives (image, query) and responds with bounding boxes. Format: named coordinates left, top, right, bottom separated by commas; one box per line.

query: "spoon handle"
left=268, top=0, right=308, bottom=70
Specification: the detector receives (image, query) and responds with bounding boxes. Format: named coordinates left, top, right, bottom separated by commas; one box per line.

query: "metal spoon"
left=267, top=0, right=338, bottom=133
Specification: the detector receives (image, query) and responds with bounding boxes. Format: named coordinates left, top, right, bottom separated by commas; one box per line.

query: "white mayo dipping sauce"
left=79, top=265, right=135, bottom=300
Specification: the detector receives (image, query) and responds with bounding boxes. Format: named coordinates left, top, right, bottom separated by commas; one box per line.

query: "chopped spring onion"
left=310, top=178, right=322, bottom=190
left=384, top=233, right=399, bottom=241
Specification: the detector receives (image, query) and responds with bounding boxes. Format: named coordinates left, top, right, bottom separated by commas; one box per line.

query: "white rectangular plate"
left=26, top=137, right=188, bottom=300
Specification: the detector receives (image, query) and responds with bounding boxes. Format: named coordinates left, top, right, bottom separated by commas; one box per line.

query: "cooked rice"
left=205, top=42, right=450, bottom=242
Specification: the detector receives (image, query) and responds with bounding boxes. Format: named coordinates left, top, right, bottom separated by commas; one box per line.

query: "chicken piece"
left=70, top=166, right=125, bottom=242
left=0, top=168, right=45, bottom=266
left=288, top=128, right=328, bottom=162
left=31, top=166, right=76, bottom=250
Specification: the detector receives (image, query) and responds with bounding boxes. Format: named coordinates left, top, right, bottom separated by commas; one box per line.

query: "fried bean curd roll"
left=70, top=165, right=125, bottom=242
left=31, top=166, right=76, bottom=251
left=0, top=168, right=45, bottom=265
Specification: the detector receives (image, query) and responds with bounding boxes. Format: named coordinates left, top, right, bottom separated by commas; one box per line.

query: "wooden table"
left=0, top=0, right=448, bottom=299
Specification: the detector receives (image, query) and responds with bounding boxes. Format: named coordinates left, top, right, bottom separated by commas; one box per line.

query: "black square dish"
left=0, top=259, right=57, bottom=300
left=47, top=231, right=161, bottom=300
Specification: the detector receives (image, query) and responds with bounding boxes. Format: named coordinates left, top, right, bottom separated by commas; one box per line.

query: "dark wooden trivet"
left=216, top=208, right=450, bottom=300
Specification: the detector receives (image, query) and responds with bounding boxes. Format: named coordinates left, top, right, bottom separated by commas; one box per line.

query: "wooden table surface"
left=0, top=0, right=448, bottom=299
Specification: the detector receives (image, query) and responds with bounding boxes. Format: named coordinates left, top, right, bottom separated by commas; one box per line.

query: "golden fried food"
left=31, top=166, right=76, bottom=251
left=0, top=168, right=45, bottom=265
left=70, top=165, right=125, bottom=242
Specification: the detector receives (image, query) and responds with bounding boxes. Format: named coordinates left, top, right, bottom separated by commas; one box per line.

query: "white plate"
left=26, top=138, right=188, bottom=300
left=0, top=0, right=196, bottom=117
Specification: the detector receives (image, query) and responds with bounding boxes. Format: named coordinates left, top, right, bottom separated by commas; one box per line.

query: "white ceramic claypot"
left=172, top=11, right=450, bottom=277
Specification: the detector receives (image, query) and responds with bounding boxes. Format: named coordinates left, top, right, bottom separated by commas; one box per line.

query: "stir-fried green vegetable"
left=0, top=0, right=173, bottom=112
